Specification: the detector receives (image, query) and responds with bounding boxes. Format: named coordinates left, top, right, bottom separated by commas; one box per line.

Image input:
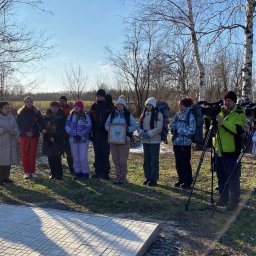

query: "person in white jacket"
left=138, top=97, right=163, bottom=186
left=0, top=101, right=19, bottom=185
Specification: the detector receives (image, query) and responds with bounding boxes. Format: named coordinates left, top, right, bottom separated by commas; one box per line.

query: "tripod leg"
left=185, top=127, right=213, bottom=210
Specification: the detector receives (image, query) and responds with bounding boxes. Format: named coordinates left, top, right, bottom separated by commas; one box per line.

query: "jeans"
left=143, top=143, right=160, bottom=181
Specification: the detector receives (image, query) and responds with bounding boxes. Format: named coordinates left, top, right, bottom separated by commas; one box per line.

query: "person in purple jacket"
left=65, top=100, right=92, bottom=179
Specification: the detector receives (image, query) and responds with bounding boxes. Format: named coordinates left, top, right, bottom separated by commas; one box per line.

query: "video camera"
left=197, top=99, right=223, bottom=119
left=238, top=101, right=256, bottom=118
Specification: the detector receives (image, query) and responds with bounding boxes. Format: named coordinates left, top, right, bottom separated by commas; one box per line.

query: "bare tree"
left=62, top=64, right=89, bottom=100
left=0, top=0, right=53, bottom=99
left=106, top=19, right=162, bottom=115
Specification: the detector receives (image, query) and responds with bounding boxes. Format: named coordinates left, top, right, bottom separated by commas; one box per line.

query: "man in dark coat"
left=89, top=89, right=114, bottom=179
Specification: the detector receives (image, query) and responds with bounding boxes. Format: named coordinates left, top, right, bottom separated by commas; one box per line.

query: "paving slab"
left=0, top=204, right=160, bottom=256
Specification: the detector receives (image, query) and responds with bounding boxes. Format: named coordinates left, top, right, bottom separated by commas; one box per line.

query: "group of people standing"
left=0, top=90, right=164, bottom=188
left=0, top=89, right=246, bottom=211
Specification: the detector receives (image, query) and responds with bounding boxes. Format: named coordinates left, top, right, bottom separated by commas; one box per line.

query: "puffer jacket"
left=139, top=110, right=163, bottom=144
left=171, top=107, right=196, bottom=146
left=213, top=105, right=246, bottom=156
left=0, top=113, right=19, bottom=165
left=65, top=111, right=92, bottom=143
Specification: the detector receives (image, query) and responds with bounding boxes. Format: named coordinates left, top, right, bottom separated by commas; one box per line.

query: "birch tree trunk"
left=242, top=0, right=256, bottom=99
left=186, top=0, right=205, bottom=100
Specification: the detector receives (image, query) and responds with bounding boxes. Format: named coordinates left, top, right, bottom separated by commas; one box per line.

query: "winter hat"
left=50, top=101, right=60, bottom=108
left=145, top=97, right=157, bottom=108
left=24, top=96, right=33, bottom=102
left=0, top=101, right=9, bottom=109
left=116, top=97, right=127, bottom=108
left=74, top=100, right=84, bottom=109
left=96, top=89, right=106, bottom=97
left=224, top=91, right=237, bottom=103
left=59, top=95, right=67, bottom=102
left=180, top=97, right=193, bottom=107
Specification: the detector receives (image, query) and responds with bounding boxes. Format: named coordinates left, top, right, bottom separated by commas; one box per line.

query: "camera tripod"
left=185, top=118, right=225, bottom=211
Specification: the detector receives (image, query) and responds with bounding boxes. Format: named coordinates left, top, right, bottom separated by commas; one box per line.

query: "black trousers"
left=48, top=155, right=63, bottom=179
left=92, top=134, right=110, bottom=177
left=216, top=154, right=241, bottom=204
left=0, top=165, right=11, bottom=182
left=65, top=135, right=74, bottom=173
left=173, top=145, right=193, bottom=185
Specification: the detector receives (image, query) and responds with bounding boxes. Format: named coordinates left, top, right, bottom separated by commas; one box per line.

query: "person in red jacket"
left=17, top=96, right=42, bottom=179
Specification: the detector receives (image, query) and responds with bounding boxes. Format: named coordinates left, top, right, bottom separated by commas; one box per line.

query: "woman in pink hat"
left=65, top=101, right=92, bottom=179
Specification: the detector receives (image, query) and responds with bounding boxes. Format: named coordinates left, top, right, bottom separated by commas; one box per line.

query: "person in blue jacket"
left=171, top=97, right=196, bottom=189
left=65, top=101, right=92, bottom=179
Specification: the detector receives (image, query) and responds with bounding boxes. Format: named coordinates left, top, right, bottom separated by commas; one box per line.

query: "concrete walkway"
left=0, top=204, right=160, bottom=256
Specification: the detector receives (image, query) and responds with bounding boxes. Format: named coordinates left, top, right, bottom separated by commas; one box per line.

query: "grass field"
left=0, top=146, right=255, bottom=255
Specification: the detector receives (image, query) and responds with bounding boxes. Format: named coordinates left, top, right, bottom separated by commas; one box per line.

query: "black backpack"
left=186, top=104, right=204, bottom=150
left=155, top=102, right=170, bottom=144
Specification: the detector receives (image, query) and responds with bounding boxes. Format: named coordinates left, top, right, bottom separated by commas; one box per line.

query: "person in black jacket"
left=41, top=102, right=66, bottom=180
left=89, top=89, right=114, bottom=179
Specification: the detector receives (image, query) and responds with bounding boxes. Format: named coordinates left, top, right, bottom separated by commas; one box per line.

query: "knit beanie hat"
left=180, top=97, right=193, bottom=107
left=96, top=89, right=106, bottom=97
left=74, top=100, right=84, bottom=109
left=145, top=97, right=157, bottom=108
left=116, top=97, right=127, bottom=108
left=224, top=91, right=237, bottom=103
left=59, top=95, right=67, bottom=102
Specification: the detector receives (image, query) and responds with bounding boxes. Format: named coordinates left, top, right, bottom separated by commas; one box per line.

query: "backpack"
left=186, top=104, right=204, bottom=150
left=110, top=109, right=133, bottom=138
left=155, top=102, right=170, bottom=144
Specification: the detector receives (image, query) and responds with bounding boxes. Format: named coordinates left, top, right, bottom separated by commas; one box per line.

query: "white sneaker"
left=24, top=174, right=31, bottom=179
left=31, top=173, right=37, bottom=178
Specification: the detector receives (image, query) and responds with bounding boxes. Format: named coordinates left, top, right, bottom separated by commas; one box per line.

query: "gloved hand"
left=139, top=130, right=150, bottom=139
left=74, top=135, right=81, bottom=142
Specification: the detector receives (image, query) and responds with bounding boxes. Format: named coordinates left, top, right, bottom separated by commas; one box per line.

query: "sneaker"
left=174, top=181, right=183, bottom=187
left=31, top=173, right=37, bottom=178
left=148, top=180, right=158, bottom=187
left=143, top=179, right=150, bottom=185
left=24, top=174, right=31, bottom=179
left=49, top=175, right=56, bottom=180
left=180, top=183, right=191, bottom=189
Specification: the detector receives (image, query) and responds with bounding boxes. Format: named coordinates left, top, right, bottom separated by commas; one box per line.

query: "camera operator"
left=214, top=91, right=246, bottom=211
